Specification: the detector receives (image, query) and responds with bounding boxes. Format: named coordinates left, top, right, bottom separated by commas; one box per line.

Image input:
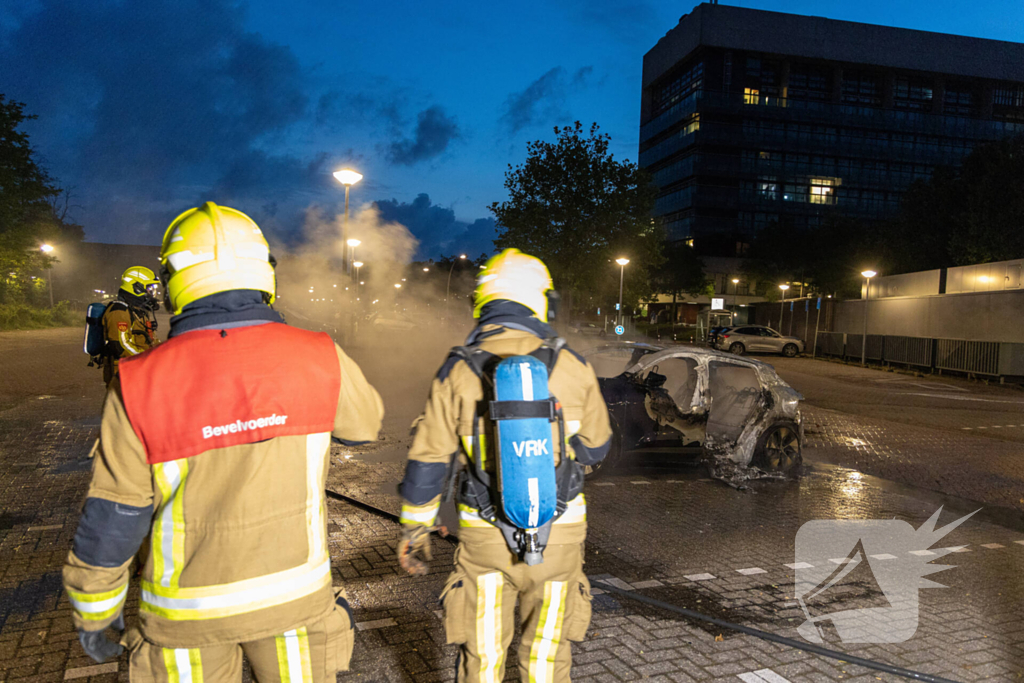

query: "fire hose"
left=325, top=489, right=961, bottom=683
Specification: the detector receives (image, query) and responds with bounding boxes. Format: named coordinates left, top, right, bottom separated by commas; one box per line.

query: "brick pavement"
left=3, top=328, right=1024, bottom=682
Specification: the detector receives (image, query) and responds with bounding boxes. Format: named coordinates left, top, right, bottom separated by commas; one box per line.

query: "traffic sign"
left=614, top=325, right=625, bottom=336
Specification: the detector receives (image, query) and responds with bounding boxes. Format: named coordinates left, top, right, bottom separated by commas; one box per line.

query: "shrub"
left=0, top=301, right=80, bottom=331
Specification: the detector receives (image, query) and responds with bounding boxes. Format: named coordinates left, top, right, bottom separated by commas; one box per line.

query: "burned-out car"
left=582, top=342, right=804, bottom=483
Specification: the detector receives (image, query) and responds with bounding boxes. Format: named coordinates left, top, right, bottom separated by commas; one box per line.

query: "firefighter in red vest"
left=63, top=202, right=384, bottom=682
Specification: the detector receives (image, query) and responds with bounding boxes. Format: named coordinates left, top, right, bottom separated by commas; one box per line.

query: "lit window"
left=809, top=178, right=836, bottom=204
left=758, top=176, right=778, bottom=200
left=684, top=238, right=694, bottom=248
left=744, top=88, right=760, bottom=105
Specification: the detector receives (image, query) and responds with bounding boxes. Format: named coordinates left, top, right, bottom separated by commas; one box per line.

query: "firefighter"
left=396, top=248, right=613, bottom=682
left=63, top=202, right=384, bottom=682
left=101, top=266, right=161, bottom=384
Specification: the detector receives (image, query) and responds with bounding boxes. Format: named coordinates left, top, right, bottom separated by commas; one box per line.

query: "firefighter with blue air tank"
left=397, top=248, right=613, bottom=682
left=63, top=202, right=383, bottom=682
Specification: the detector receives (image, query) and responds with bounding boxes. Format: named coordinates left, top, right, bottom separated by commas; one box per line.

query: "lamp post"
left=860, top=269, right=877, bottom=366
left=778, top=284, right=790, bottom=332
left=615, top=258, right=630, bottom=327
left=346, top=238, right=361, bottom=275
left=332, top=169, right=362, bottom=269
left=40, top=244, right=54, bottom=307
left=446, top=254, right=467, bottom=321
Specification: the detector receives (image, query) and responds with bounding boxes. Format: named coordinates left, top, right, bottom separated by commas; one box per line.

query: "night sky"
left=2, top=0, right=1022, bottom=259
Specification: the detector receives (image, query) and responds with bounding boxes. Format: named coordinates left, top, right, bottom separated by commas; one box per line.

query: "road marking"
left=964, top=424, right=1022, bottom=431
left=909, top=550, right=936, bottom=556
left=666, top=480, right=686, bottom=483
left=981, top=543, right=1005, bottom=549
left=355, top=618, right=397, bottom=631
left=631, top=579, right=664, bottom=589
left=942, top=546, right=971, bottom=553
left=784, top=562, right=814, bottom=570
left=65, top=664, right=118, bottom=680
left=602, top=577, right=634, bottom=590
left=685, top=573, right=716, bottom=581
left=630, top=481, right=651, bottom=485
left=27, top=524, right=63, bottom=531
left=869, top=554, right=898, bottom=560
left=737, top=567, right=767, bottom=575
left=903, top=392, right=1024, bottom=404
left=1015, top=540, right=1024, bottom=546
left=738, top=669, right=792, bottom=683
left=594, top=482, right=615, bottom=486
left=828, top=557, right=856, bottom=564
left=433, top=610, right=443, bottom=619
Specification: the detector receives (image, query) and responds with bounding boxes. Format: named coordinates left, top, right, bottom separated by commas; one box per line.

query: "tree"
left=650, top=239, right=712, bottom=322
left=884, top=135, right=1024, bottom=270
left=490, top=122, right=663, bottom=316
left=0, top=95, right=83, bottom=304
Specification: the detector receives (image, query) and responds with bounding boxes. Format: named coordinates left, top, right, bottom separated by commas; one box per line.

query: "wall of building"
left=864, top=270, right=941, bottom=298
left=834, top=290, right=1024, bottom=342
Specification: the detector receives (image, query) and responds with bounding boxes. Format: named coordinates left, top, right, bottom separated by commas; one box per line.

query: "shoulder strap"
left=527, top=336, right=565, bottom=374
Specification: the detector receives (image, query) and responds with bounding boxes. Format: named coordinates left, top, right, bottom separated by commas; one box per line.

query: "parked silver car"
left=716, top=325, right=804, bottom=357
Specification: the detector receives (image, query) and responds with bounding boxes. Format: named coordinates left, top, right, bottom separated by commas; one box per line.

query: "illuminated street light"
left=40, top=244, right=55, bottom=306
left=446, top=254, right=468, bottom=320
left=394, top=283, right=402, bottom=289
left=615, top=258, right=630, bottom=327
left=423, top=267, right=429, bottom=272
left=861, top=269, right=878, bottom=366
left=346, top=238, right=361, bottom=276
left=333, top=169, right=363, bottom=273
left=778, top=284, right=790, bottom=332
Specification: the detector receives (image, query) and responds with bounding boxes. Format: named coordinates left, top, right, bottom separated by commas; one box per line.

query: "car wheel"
left=782, top=343, right=799, bottom=358
left=753, top=422, right=802, bottom=474
left=584, top=421, right=620, bottom=480
left=729, top=342, right=745, bottom=355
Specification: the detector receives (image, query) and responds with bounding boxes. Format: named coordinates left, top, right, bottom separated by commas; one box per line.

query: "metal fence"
left=815, top=333, right=1023, bottom=378
left=935, top=339, right=1001, bottom=376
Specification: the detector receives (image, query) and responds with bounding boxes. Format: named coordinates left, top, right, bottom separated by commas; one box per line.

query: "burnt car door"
left=704, top=360, right=767, bottom=462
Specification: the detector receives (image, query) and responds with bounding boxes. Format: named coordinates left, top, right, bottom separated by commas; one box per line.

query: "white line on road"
left=981, top=543, right=1005, bottom=549
left=355, top=618, right=397, bottom=631
left=737, top=567, right=767, bottom=575
left=685, top=573, right=716, bottom=581
left=870, top=554, right=898, bottom=560
left=903, top=392, right=1024, bottom=404
left=784, top=562, right=814, bottom=570
left=909, top=550, right=936, bottom=556
left=738, top=669, right=792, bottom=683
left=65, top=664, right=118, bottom=680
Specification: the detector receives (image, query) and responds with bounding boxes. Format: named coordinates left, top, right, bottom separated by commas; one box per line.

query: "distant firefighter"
left=99, top=266, right=161, bottom=384
left=397, top=248, right=613, bottom=682
left=64, top=202, right=384, bottom=682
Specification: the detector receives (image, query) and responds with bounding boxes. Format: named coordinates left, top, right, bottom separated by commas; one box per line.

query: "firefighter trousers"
left=440, top=540, right=593, bottom=683
left=125, top=598, right=354, bottom=683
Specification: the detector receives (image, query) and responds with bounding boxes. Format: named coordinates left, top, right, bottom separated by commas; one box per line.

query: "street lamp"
left=333, top=169, right=362, bottom=271
left=446, top=254, right=467, bottom=321
left=40, top=244, right=55, bottom=307
left=346, top=238, right=361, bottom=275
left=731, top=278, right=740, bottom=308
left=778, top=284, right=790, bottom=332
left=860, top=269, right=877, bottom=366
left=353, top=261, right=363, bottom=286
left=615, top=258, right=630, bottom=327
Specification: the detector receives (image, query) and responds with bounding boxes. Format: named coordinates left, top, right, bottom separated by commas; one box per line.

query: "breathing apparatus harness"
left=442, top=332, right=586, bottom=565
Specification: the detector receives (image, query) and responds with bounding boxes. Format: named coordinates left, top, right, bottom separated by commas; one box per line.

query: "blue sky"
left=2, top=0, right=1023, bottom=258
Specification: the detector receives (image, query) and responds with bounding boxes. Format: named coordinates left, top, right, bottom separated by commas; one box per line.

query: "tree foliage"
left=0, top=95, right=83, bottom=304
left=490, top=122, right=663, bottom=314
left=887, top=135, right=1024, bottom=269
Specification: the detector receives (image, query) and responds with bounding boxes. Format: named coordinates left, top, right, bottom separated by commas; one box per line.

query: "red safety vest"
left=120, top=323, right=340, bottom=464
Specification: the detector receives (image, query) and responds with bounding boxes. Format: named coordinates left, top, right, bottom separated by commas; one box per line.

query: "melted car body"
left=583, top=342, right=804, bottom=481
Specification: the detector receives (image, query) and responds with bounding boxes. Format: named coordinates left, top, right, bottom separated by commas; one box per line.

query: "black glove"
left=78, top=612, right=125, bottom=663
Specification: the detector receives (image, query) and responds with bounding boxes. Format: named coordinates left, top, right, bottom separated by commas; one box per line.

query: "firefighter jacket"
left=63, top=321, right=384, bottom=648
left=101, top=300, right=157, bottom=383
left=398, top=323, right=612, bottom=547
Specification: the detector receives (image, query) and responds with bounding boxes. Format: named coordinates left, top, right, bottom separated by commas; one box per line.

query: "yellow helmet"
left=119, top=266, right=160, bottom=297
left=159, top=202, right=276, bottom=314
left=473, top=248, right=554, bottom=322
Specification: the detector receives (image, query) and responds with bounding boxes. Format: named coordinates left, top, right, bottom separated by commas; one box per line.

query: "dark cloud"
left=374, top=194, right=495, bottom=259
left=387, top=106, right=460, bottom=166
left=499, top=66, right=593, bottom=135
left=0, top=0, right=341, bottom=241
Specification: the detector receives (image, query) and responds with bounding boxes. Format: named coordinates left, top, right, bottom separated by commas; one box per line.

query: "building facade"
left=641, top=3, right=1024, bottom=253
